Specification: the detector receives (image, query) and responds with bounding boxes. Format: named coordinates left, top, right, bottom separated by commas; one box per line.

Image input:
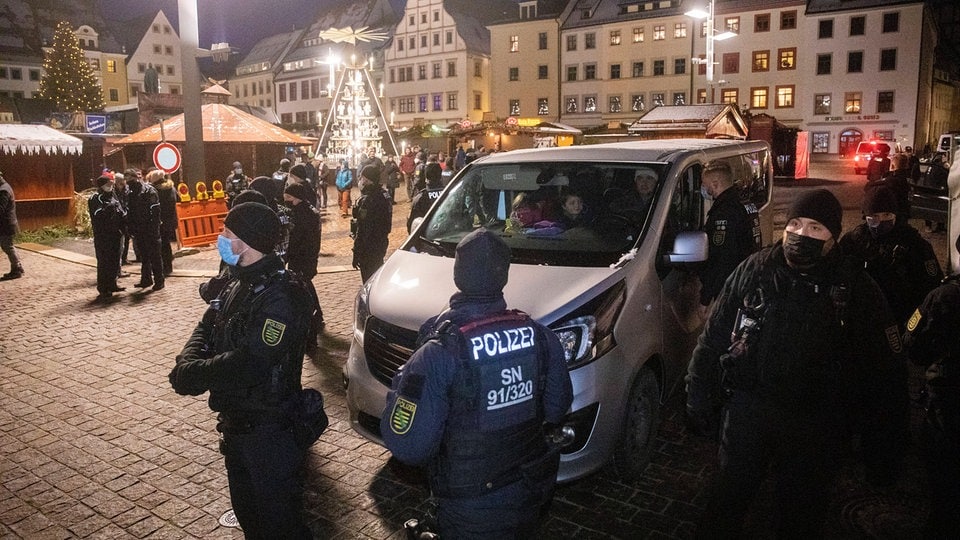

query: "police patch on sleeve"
left=261, top=319, right=286, bottom=346
left=884, top=325, right=902, bottom=353
left=389, top=397, right=417, bottom=435
left=906, top=309, right=922, bottom=333
left=925, top=260, right=940, bottom=277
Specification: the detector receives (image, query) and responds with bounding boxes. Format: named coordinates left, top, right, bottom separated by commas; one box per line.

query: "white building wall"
left=126, top=12, right=184, bottom=103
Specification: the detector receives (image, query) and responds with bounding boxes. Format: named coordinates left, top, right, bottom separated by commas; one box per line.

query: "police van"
left=343, top=139, right=774, bottom=482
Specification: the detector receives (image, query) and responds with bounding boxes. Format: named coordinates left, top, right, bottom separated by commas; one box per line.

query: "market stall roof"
left=112, top=103, right=313, bottom=145
left=531, top=122, right=582, bottom=135
left=0, top=124, right=83, bottom=155
left=627, top=104, right=747, bottom=139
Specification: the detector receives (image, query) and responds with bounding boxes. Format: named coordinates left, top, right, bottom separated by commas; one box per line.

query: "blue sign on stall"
left=86, top=115, right=106, bottom=134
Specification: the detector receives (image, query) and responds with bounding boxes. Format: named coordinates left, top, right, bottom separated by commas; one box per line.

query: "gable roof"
left=443, top=0, right=519, bottom=54
left=235, top=29, right=306, bottom=74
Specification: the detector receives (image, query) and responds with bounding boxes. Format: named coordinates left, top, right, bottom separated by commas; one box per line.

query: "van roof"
left=476, top=139, right=770, bottom=165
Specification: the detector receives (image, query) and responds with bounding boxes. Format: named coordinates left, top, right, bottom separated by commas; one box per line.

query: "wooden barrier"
left=176, top=198, right=228, bottom=247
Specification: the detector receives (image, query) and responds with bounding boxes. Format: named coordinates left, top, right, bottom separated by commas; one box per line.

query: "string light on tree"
left=38, top=21, right=105, bottom=112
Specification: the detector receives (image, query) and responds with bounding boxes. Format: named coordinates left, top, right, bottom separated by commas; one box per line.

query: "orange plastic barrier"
left=176, top=198, right=228, bottom=247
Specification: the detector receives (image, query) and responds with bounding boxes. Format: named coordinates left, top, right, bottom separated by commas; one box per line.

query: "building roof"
left=107, top=11, right=174, bottom=59
left=806, top=0, right=921, bottom=15
left=235, top=29, right=306, bottom=74
left=444, top=0, right=519, bottom=54
left=628, top=104, right=748, bottom=139
left=0, top=124, right=83, bottom=155
left=488, top=0, right=569, bottom=25
left=112, top=103, right=312, bottom=145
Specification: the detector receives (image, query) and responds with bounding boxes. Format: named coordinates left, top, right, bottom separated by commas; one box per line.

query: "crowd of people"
left=3, top=138, right=957, bottom=537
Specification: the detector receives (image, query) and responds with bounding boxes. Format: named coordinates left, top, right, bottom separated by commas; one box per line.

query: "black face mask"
left=783, top=232, right=827, bottom=269
left=868, top=220, right=895, bottom=238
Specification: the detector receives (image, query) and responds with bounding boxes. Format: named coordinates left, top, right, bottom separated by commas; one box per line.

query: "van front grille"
left=364, top=317, right=419, bottom=386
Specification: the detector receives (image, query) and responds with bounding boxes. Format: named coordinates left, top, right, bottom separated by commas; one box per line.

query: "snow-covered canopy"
left=0, top=124, right=83, bottom=156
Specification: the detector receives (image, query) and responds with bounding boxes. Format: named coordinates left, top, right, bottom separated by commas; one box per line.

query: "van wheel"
left=612, top=366, right=661, bottom=480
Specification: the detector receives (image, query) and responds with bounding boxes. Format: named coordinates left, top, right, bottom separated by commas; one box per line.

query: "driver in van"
left=610, top=167, right=658, bottom=217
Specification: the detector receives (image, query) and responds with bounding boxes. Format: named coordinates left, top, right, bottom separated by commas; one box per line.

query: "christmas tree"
left=38, top=21, right=105, bottom=112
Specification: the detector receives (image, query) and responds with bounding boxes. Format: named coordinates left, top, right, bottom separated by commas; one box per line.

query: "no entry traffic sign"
left=153, top=142, right=181, bottom=174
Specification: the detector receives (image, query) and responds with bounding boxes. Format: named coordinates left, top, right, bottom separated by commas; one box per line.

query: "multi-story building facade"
left=488, top=1, right=567, bottom=123
left=120, top=11, right=185, bottom=103
left=490, top=0, right=946, bottom=154
left=231, top=30, right=304, bottom=112
left=383, top=0, right=518, bottom=129
left=0, top=55, right=42, bottom=100
left=73, top=25, right=129, bottom=108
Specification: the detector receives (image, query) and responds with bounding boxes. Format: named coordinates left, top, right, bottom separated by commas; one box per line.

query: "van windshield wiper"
left=419, top=236, right=455, bottom=256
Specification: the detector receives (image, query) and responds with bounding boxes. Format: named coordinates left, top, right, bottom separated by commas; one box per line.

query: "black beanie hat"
left=862, top=185, right=898, bottom=215
left=454, top=229, right=510, bottom=296
left=284, top=182, right=309, bottom=202
left=360, top=165, right=381, bottom=183
left=786, top=189, right=843, bottom=238
left=289, top=163, right=308, bottom=181
left=223, top=202, right=280, bottom=254
left=96, top=175, right=114, bottom=187
left=424, top=162, right=443, bottom=186
left=232, top=189, right=268, bottom=207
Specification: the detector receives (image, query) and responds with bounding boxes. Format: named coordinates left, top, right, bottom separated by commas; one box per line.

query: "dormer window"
left=520, top=1, right=537, bottom=19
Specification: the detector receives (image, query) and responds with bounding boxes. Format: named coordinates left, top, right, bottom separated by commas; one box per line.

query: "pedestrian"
left=148, top=169, right=178, bottom=276
left=0, top=170, right=23, bottom=281
left=272, top=158, right=291, bottom=206
left=382, top=229, right=573, bottom=539
left=114, top=171, right=134, bottom=270
left=224, top=161, right=251, bottom=208
left=287, top=163, right=318, bottom=209
left=381, top=154, right=401, bottom=204
left=685, top=189, right=909, bottom=538
left=441, top=156, right=455, bottom=186
left=88, top=173, right=126, bottom=298
left=455, top=145, right=466, bottom=170
left=867, top=153, right=912, bottom=221
left=839, top=185, right=942, bottom=327
left=866, top=147, right=891, bottom=183
left=903, top=232, right=960, bottom=538
left=351, top=165, right=392, bottom=282
left=315, top=155, right=331, bottom=210
left=698, top=161, right=762, bottom=307
left=399, top=147, right=416, bottom=200
left=407, top=161, right=443, bottom=232
left=283, top=182, right=324, bottom=337
left=122, top=168, right=142, bottom=264
left=335, top=159, right=353, bottom=218
left=128, top=171, right=165, bottom=291
left=168, top=202, right=315, bottom=540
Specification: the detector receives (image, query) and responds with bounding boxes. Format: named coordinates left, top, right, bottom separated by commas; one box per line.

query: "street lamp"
left=686, top=0, right=736, bottom=103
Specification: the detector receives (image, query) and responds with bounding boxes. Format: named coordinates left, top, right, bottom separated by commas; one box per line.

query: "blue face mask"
left=217, top=235, right=240, bottom=266
left=700, top=185, right=712, bottom=201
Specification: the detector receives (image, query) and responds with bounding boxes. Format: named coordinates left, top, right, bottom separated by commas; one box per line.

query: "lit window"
left=778, top=48, right=796, bottom=70
left=776, top=85, right=794, bottom=108
left=753, top=51, right=769, bottom=72
left=653, top=25, right=665, bottom=40
left=510, top=35, right=519, bottom=53
left=633, top=27, right=644, bottom=43
left=751, top=87, right=768, bottom=109
left=674, top=23, right=687, bottom=39
left=844, top=92, right=862, bottom=113
left=610, top=30, right=621, bottom=45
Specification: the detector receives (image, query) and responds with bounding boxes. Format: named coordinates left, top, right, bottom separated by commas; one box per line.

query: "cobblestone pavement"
left=1, top=170, right=940, bottom=539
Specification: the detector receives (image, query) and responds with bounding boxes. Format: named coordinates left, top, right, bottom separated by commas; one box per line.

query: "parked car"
left=852, top=139, right=901, bottom=174
left=343, top=139, right=775, bottom=482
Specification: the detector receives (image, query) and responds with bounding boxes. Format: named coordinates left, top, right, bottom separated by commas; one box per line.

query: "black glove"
left=169, top=362, right=207, bottom=396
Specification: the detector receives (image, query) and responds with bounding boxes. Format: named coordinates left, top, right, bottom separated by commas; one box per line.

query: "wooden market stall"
left=0, top=124, right=82, bottom=230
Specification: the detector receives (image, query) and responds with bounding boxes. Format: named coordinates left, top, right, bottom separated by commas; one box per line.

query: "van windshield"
left=405, top=161, right=668, bottom=267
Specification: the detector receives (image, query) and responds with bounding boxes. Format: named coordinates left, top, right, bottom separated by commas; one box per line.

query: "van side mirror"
left=664, top=231, right=708, bottom=264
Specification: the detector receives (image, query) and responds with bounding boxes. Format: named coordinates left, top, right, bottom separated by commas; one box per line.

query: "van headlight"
left=551, top=281, right=626, bottom=369
left=353, top=281, right=372, bottom=344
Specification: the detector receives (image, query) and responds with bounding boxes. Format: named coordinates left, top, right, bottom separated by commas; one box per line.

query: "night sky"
left=98, top=0, right=352, bottom=55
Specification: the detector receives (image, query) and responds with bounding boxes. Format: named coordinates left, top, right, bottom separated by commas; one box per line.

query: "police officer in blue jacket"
left=382, top=228, right=573, bottom=539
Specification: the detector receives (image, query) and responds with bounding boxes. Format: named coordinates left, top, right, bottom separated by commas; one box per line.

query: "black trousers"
left=921, top=386, right=960, bottom=537
left=137, top=235, right=164, bottom=286
left=94, top=233, right=122, bottom=294
left=696, top=395, right=843, bottom=539
left=160, top=230, right=175, bottom=275
left=220, top=424, right=310, bottom=540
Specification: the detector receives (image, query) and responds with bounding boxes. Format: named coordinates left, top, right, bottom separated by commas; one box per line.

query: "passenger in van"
left=609, top=167, right=658, bottom=218
left=505, top=192, right=544, bottom=233
left=686, top=189, right=908, bottom=538
left=697, top=161, right=762, bottom=306
left=557, top=190, right=594, bottom=229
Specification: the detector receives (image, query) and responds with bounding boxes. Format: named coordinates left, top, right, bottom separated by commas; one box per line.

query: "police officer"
left=686, top=189, right=908, bottom=538
left=351, top=165, right=392, bottom=282
left=903, top=232, right=960, bottom=538
left=283, top=182, right=324, bottom=339
left=406, top=161, right=443, bottom=233
left=698, top=160, right=762, bottom=306
left=382, top=229, right=573, bottom=539
left=839, top=185, right=943, bottom=327
left=224, top=161, right=251, bottom=208
left=88, top=173, right=126, bottom=298
left=169, top=202, right=314, bottom=539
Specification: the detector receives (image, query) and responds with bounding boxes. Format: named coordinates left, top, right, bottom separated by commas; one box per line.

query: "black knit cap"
left=289, top=163, right=308, bottom=181
left=223, top=202, right=280, bottom=254
left=454, top=229, right=511, bottom=296
left=232, top=189, right=268, bottom=207
left=360, top=165, right=381, bottom=183
left=862, top=185, right=898, bottom=215
left=786, top=189, right=843, bottom=238
left=284, top=182, right=310, bottom=202
left=424, top=162, right=442, bottom=187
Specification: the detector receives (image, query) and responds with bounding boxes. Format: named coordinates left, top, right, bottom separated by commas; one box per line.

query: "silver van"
left=343, top=139, right=774, bottom=482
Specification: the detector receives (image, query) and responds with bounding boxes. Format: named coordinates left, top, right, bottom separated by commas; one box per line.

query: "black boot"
left=0, top=265, right=23, bottom=280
